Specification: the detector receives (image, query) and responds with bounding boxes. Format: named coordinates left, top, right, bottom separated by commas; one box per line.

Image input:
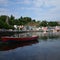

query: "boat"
left=1, top=35, right=38, bottom=42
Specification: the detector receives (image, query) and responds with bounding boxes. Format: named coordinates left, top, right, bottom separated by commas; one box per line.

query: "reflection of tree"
left=49, top=35, right=59, bottom=39
left=26, top=26, right=29, bottom=30
left=40, top=36, right=48, bottom=40
left=39, top=32, right=60, bottom=40
left=39, top=33, right=60, bottom=40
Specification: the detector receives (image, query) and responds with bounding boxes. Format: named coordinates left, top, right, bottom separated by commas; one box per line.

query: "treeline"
left=0, top=15, right=60, bottom=29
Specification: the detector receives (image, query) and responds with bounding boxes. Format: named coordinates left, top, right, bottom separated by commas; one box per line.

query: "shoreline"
left=0, top=30, right=43, bottom=33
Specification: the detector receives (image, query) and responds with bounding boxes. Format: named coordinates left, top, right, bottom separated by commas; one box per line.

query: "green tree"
left=0, top=15, right=9, bottom=22
left=40, top=21, right=47, bottom=27
left=48, top=21, right=58, bottom=26
left=9, top=15, right=15, bottom=25
left=24, top=17, right=32, bottom=22
left=0, top=20, right=4, bottom=28
left=10, top=15, right=15, bottom=20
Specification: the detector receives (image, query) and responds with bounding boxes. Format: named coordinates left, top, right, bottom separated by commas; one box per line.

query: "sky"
left=0, top=0, right=60, bottom=21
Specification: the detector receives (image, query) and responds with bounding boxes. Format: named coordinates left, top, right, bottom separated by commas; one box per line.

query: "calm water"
left=0, top=32, right=60, bottom=60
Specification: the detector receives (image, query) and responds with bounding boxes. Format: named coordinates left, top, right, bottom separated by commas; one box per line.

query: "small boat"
left=1, top=35, right=38, bottom=42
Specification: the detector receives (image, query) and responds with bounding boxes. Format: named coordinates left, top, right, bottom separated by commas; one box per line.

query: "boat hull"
left=1, top=36, right=38, bottom=42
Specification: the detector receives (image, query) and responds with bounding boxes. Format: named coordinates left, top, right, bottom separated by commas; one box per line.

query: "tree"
left=9, top=15, right=15, bottom=25
left=0, top=20, right=4, bottom=28
left=23, top=17, right=32, bottom=23
left=0, top=15, right=9, bottom=22
left=48, top=21, right=58, bottom=26
left=10, top=15, right=15, bottom=20
left=18, top=16, right=25, bottom=25
left=40, top=21, right=47, bottom=27
left=32, top=19, right=36, bottom=22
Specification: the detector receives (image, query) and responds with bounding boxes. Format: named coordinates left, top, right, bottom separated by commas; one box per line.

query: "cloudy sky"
left=0, top=0, right=60, bottom=21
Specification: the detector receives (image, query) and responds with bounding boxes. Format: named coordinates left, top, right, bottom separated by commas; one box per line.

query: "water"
left=0, top=32, right=60, bottom=60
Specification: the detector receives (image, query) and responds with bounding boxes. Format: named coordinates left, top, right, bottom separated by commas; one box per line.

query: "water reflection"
left=0, top=31, right=60, bottom=51
left=0, top=40, right=38, bottom=51
left=33, top=32, right=60, bottom=38
left=8, top=31, right=60, bottom=39
left=0, top=32, right=60, bottom=60
left=13, top=32, right=32, bottom=38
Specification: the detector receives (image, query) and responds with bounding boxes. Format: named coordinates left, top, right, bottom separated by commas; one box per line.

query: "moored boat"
left=1, top=35, right=38, bottom=42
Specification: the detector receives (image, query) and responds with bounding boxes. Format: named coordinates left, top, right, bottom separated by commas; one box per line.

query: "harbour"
left=0, top=31, right=60, bottom=60
left=0, top=0, right=60, bottom=60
